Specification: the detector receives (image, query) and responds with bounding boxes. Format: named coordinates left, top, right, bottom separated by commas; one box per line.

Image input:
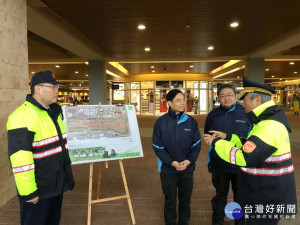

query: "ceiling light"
left=186, top=70, right=189, bottom=72
left=31, top=72, right=35, bottom=74
left=152, top=70, right=155, bottom=73
left=294, top=72, right=297, bottom=74
left=208, top=46, right=214, bottom=50
left=290, top=62, right=295, bottom=65
left=185, top=24, right=190, bottom=29
left=272, top=76, right=275, bottom=78
left=85, top=62, right=89, bottom=65
left=230, top=22, right=239, bottom=28
left=280, top=79, right=282, bottom=81
left=145, top=47, right=151, bottom=52
left=151, top=65, right=154, bottom=69
left=75, top=71, right=79, bottom=74
left=190, top=65, right=194, bottom=68
left=86, top=74, right=88, bottom=77
left=55, top=65, right=60, bottom=68
left=237, top=76, right=240, bottom=78
left=138, top=24, right=146, bottom=30
left=265, top=69, right=269, bottom=71
left=70, top=83, right=72, bottom=85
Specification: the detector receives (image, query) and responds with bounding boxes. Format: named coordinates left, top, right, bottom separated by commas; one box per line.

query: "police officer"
left=204, top=78, right=297, bottom=225
left=7, top=70, right=75, bottom=225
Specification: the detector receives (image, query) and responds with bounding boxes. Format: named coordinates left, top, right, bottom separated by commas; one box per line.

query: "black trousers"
left=211, top=168, right=245, bottom=225
left=160, top=172, right=193, bottom=225
left=20, top=194, right=63, bottom=225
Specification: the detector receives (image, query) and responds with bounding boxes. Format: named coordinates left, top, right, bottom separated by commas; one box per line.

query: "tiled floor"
left=1, top=110, right=300, bottom=225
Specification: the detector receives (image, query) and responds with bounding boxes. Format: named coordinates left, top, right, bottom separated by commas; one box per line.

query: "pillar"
left=244, top=58, right=265, bottom=83
left=0, top=0, right=28, bottom=206
left=88, top=60, right=107, bottom=105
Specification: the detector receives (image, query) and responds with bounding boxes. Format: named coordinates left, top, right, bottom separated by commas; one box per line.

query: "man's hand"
left=204, top=130, right=227, bottom=145
left=209, top=130, right=227, bottom=139
left=26, top=196, right=39, bottom=204
left=204, top=134, right=216, bottom=146
left=176, top=160, right=191, bottom=171
left=171, top=161, right=180, bottom=169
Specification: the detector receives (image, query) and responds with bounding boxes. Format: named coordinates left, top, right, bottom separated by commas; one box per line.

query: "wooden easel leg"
left=96, top=162, right=103, bottom=199
left=87, top=163, right=94, bottom=225
left=119, top=160, right=136, bottom=225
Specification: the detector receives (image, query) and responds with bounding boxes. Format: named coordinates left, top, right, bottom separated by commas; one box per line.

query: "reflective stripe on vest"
left=230, top=147, right=239, bottom=164
left=32, top=133, right=67, bottom=148
left=12, top=163, right=35, bottom=174
left=264, top=153, right=291, bottom=163
left=241, top=165, right=294, bottom=176
left=33, top=143, right=68, bottom=159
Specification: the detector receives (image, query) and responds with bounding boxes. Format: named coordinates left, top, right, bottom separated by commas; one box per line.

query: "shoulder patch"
left=243, top=141, right=256, bottom=153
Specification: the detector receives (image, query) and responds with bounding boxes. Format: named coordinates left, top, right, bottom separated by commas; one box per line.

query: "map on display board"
left=62, top=105, right=144, bottom=164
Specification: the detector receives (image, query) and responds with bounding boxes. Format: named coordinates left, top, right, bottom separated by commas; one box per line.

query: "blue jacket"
left=205, top=102, right=251, bottom=173
left=152, top=108, right=201, bottom=174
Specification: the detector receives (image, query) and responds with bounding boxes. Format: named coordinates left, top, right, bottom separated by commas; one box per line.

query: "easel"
left=87, top=160, right=136, bottom=225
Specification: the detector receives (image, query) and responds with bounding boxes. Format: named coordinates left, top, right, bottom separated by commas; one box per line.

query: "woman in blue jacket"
left=152, top=89, right=201, bottom=225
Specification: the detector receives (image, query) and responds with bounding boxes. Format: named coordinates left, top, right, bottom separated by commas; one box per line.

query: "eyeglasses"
left=38, top=84, right=60, bottom=90
left=219, top=94, right=235, bottom=99
left=173, top=99, right=186, bottom=103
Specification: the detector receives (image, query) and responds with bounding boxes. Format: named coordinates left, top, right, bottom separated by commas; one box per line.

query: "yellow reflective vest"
left=212, top=100, right=297, bottom=216
left=7, top=95, right=74, bottom=201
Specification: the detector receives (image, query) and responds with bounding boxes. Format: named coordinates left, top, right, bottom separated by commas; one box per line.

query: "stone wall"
left=0, top=0, right=28, bottom=207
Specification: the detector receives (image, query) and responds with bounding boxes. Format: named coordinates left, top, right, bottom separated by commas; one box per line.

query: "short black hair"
left=30, top=85, right=35, bottom=95
left=217, top=83, right=237, bottom=96
left=166, top=89, right=183, bottom=101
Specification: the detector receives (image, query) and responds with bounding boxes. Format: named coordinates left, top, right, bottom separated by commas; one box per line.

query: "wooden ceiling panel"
left=41, top=0, right=300, bottom=60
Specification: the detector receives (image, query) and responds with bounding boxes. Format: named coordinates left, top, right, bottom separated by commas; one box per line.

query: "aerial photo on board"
left=63, top=105, right=143, bottom=164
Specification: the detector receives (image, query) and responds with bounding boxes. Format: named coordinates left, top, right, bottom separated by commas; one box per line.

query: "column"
left=88, top=60, right=107, bottom=105
left=0, top=0, right=28, bottom=206
left=244, top=58, right=265, bottom=83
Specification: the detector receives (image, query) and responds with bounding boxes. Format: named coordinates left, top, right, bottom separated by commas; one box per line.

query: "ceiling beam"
left=245, top=25, right=300, bottom=58
left=27, top=2, right=108, bottom=60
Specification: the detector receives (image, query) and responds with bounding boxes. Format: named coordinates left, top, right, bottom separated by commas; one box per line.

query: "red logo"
left=243, top=141, right=256, bottom=153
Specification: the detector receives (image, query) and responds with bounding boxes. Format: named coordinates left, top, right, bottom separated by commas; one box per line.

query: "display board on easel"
left=63, top=105, right=143, bottom=225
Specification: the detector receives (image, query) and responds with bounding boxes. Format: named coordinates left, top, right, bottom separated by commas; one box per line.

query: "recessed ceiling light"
left=85, top=62, right=89, bottom=65
left=31, top=72, right=35, bottom=74
left=75, top=71, right=79, bottom=74
left=152, top=70, right=155, bottom=73
left=294, top=72, right=297, bottom=74
left=138, top=24, right=146, bottom=30
left=145, top=47, right=150, bottom=51
left=151, top=65, right=155, bottom=69
left=265, top=69, right=269, bottom=71
left=190, top=65, right=194, bottom=68
left=280, top=79, right=282, bottom=80
left=237, top=76, right=240, bottom=78
left=55, top=65, right=60, bottom=68
left=290, top=62, right=295, bottom=65
left=70, top=83, right=72, bottom=85
left=208, top=46, right=214, bottom=50
left=186, top=70, right=189, bottom=72
left=272, top=75, right=275, bottom=78
left=230, top=22, right=239, bottom=28
left=86, top=74, right=88, bottom=76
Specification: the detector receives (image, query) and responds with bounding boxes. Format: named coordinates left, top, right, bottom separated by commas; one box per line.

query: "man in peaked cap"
left=7, top=70, right=75, bottom=225
left=204, top=78, right=297, bottom=225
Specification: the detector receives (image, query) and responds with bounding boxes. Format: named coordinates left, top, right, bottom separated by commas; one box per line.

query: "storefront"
left=112, top=80, right=213, bottom=116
